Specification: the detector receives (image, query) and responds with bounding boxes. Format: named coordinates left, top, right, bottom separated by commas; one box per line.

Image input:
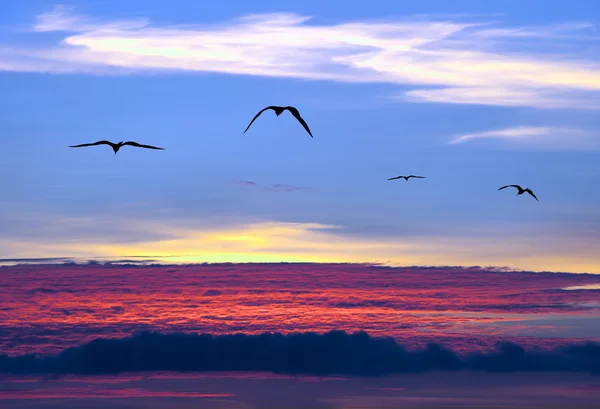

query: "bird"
left=498, top=185, right=538, bottom=201
left=243, top=106, right=313, bottom=137
left=69, top=140, right=164, bottom=154
left=387, top=175, right=426, bottom=181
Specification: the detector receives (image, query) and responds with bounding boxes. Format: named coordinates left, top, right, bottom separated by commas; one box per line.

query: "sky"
left=0, top=0, right=600, bottom=272
left=1, top=2, right=600, bottom=407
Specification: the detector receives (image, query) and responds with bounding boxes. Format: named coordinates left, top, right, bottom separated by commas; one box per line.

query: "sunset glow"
left=1, top=1, right=599, bottom=407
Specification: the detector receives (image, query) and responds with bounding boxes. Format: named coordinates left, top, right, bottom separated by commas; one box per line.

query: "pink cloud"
left=0, top=263, right=598, bottom=356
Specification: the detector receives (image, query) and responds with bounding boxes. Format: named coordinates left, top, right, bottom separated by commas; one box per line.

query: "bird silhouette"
left=498, top=185, right=538, bottom=201
left=69, top=140, right=164, bottom=154
left=243, top=106, right=313, bottom=137
left=387, top=175, right=426, bottom=181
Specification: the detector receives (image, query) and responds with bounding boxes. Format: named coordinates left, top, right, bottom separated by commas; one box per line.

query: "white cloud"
left=1, top=5, right=600, bottom=109
left=448, top=126, right=594, bottom=147
left=32, top=4, right=149, bottom=33
left=404, top=87, right=600, bottom=109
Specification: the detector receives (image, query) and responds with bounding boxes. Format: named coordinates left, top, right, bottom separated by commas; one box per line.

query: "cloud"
left=236, top=180, right=257, bottom=187
left=1, top=6, right=600, bottom=109
left=403, top=88, right=600, bottom=109
left=3, top=212, right=600, bottom=273
left=234, top=180, right=313, bottom=193
left=266, top=184, right=313, bottom=193
left=32, top=4, right=149, bottom=33
left=0, top=330, right=598, bottom=375
left=2, top=262, right=600, bottom=357
left=472, top=22, right=599, bottom=40
left=0, top=257, right=73, bottom=264
left=448, top=126, right=595, bottom=147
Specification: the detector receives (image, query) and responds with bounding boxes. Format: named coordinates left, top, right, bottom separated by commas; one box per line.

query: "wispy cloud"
left=448, top=126, right=594, bottom=147
left=266, top=184, right=313, bottom=193
left=31, top=4, right=149, bottom=33
left=472, top=22, right=599, bottom=40
left=234, top=179, right=313, bottom=193
left=1, top=5, right=600, bottom=109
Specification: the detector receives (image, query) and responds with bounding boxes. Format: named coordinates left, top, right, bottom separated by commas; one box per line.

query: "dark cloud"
left=105, top=259, right=160, bottom=265
left=0, top=330, right=598, bottom=376
left=331, top=300, right=391, bottom=308
left=27, top=288, right=84, bottom=295
left=0, top=257, right=74, bottom=264
left=234, top=180, right=312, bottom=193
left=236, top=180, right=257, bottom=186
left=110, top=306, right=125, bottom=314
left=265, top=184, right=313, bottom=193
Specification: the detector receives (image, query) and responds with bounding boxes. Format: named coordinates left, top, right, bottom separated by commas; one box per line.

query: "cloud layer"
left=1, top=263, right=599, bottom=356
left=1, top=330, right=599, bottom=376
left=2, top=5, right=600, bottom=109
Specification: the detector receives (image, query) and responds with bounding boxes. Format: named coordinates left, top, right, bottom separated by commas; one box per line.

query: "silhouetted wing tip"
left=243, top=106, right=275, bottom=134
left=69, top=140, right=114, bottom=148
left=123, top=141, right=164, bottom=150
left=288, top=108, right=313, bottom=137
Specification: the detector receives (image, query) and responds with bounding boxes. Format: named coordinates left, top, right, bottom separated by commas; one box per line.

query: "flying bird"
left=69, top=140, right=164, bottom=154
left=388, top=175, right=426, bottom=181
left=243, top=106, right=313, bottom=137
left=498, top=185, right=538, bottom=201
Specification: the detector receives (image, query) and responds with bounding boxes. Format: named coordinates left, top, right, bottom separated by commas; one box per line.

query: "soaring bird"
left=69, top=140, right=164, bottom=154
left=388, top=175, right=426, bottom=181
left=243, top=106, right=313, bottom=137
left=498, top=185, right=538, bottom=201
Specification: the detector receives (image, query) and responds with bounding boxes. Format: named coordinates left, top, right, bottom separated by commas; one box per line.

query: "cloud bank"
left=0, top=330, right=598, bottom=376
left=3, top=263, right=599, bottom=356
left=2, top=5, right=600, bottom=109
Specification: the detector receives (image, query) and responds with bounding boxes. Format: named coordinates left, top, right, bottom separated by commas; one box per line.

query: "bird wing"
left=498, top=185, right=520, bottom=191
left=243, top=106, right=277, bottom=134
left=526, top=190, right=539, bottom=201
left=408, top=175, right=425, bottom=179
left=122, top=141, right=164, bottom=150
left=69, top=140, right=114, bottom=148
left=285, top=107, right=313, bottom=138
left=387, top=176, right=404, bottom=180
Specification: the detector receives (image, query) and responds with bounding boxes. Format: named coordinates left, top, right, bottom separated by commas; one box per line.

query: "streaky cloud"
left=1, top=6, right=599, bottom=109
left=448, top=126, right=594, bottom=148
left=0, top=257, right=73, bottom=263
left=32, top=4, right=149, bottom=33
left=234, top=179, right=313, bottom=193
left=0, top=330, right=598, bottom=376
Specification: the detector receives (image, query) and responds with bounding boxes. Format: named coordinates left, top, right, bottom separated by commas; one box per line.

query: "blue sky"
left=1, top=0, right=599, bottom=272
